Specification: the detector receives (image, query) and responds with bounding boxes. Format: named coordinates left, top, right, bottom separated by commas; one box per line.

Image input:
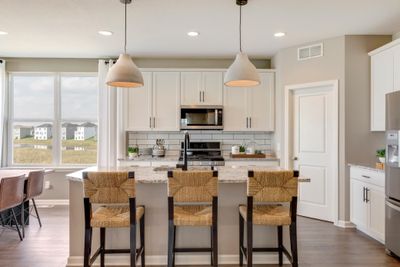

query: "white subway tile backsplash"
left=127, top=131, right=274, bottom=154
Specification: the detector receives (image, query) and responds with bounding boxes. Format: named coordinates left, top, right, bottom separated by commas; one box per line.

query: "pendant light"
left=224, top=0, right=260, bottom=87
left=106, top=0, right=144, bottom=88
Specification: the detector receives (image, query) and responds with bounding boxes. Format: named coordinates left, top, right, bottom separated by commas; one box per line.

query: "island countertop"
left=66, top=165, right=282, bottom=184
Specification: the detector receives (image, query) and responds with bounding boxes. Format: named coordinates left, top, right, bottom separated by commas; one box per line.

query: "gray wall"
left=5, top=57, right=270, bottom=72
left=272, top=36, right=347, bottom=220
left=272, top=35, right=391, bottom=221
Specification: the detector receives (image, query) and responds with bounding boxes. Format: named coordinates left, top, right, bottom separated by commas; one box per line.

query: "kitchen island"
left=66, top=165, right=294, bottom=267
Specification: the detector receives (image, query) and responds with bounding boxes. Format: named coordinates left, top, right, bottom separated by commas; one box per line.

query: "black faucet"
left=177, top=131, right=190, bottom=170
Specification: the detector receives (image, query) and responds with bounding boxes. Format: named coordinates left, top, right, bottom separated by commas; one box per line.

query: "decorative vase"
left=379, top=157, right=385, bottom=163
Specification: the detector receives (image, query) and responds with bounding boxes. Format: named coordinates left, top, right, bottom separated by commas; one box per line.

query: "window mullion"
left=53, top=73, right=61, bottom=166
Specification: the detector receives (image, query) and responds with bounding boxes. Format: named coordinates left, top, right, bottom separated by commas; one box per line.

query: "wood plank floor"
left=0, top=206, right=399, bottom=267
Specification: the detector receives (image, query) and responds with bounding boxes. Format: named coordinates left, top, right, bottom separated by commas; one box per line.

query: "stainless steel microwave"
left=180, top=106, right=223, bottom=130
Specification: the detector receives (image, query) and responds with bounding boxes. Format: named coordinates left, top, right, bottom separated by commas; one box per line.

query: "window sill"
left=2, top=166, right=94, bottom=173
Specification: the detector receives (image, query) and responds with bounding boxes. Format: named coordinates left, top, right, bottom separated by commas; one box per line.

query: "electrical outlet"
left=44, top=180, right=51, bottom=190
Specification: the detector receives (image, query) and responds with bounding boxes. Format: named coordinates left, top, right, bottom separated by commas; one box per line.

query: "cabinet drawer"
left=350, top=167, right=384, bottom=187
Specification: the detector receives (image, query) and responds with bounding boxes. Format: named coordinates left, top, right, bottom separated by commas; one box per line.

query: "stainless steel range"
left=178, top=141, right=225, bottom=167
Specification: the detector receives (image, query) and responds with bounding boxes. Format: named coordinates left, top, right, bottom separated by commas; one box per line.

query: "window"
left=9, top=73, right=98, bottom=166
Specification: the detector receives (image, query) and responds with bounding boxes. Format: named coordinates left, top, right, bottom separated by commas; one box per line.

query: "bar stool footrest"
left=174, top=247, right=212, bottom=253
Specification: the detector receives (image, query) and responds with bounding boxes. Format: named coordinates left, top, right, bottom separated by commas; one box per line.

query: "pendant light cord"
left=239, top=5, right=242, bottom=53
left=124, top=0, right=127, bottom=54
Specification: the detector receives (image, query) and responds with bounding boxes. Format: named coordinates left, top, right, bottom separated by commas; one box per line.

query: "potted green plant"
left=128, top=146, right=139, bottom=159
left=376, top=149, right=385, bottom=163
left=239, top=145, right=246, bottom=154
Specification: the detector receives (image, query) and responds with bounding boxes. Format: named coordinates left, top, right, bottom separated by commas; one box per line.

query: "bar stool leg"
left=100, top=228, right=106, bottom=267
left=239, top=212, right=244, bottom=266
left=83, top=226, right=92, bottom=267
left=212, top=197, right=218, bottom=267
left=277, top=226, right=283, bottom=266
left=210, top=226, right=213, bottom=266
left=140, top=214, right=145, bottom=267
left=246, top=221, right=253, bottom=267
left=11, top=208, right=23, bottom=241
left=290, top=222, right=298, bottom=267
left=167, top=221, right=175, bottom=267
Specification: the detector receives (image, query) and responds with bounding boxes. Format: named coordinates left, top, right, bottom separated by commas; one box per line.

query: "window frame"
left=7, top=72, right=98, bottom=167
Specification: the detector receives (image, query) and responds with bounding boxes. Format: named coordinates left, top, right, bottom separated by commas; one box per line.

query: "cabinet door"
left=202, top=72, right=223, bottom=105
left=153, top=72, right=180, bottom=131
left=371, top=49, right=394, bottom=131
left=350, top=179, right=368, bottom=231
left=127, top=72, right=153, bottom=131
left=367, top=185, right=385, bottom=243
left=248, top=72, right=275, bottom=131
left=181, top=72, right=201, bottom=105
left=393, top=45, right=400, bottom=92
left=223, top=86, right=248, bottom=131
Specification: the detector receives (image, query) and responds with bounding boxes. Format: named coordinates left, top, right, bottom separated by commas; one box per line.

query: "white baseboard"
left=335, top=220, right=356, bottom=228
left=35, top=199, right=70, bottom=206
left=67, top=254, right=289, bottom=267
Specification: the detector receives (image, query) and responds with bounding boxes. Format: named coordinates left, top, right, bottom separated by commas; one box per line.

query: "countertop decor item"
left=231, top=145, right=240, bottom=155
left=376, top=149, right=385, bottom=163
left=127, top=146, right=139, bottom=159
left=152, top=139, right=166, bottom=157
left=105, top=0, right=143, bottom=88
left=239, top=145, right=246, bottom=154
left=224, top=0, right=260, bottom=87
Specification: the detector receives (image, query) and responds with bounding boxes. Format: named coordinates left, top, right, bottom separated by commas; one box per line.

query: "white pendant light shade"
left=106, top=54, right=144, bottom=88
left=224, top=52, right=260, bottom=87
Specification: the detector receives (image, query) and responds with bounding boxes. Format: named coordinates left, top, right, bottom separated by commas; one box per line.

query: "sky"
left=13, top=75, right=98, bottom=121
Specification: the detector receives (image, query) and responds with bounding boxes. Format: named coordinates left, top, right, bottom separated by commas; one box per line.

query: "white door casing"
left=284, top=80, right=338, bottom=223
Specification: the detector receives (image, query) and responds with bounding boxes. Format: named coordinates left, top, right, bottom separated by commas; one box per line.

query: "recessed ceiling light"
left=0, top=31, right=8, bottom=35
left=274, top=32, right=286, bottom=37
left=187, top=31, right=199, bottom=37
left=98, top=30, right=113, bottom=36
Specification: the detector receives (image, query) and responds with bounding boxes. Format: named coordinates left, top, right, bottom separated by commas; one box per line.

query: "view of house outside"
left=13, top=122, right=98, bottom=165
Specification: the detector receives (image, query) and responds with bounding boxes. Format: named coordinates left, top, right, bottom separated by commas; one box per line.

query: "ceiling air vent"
left=297, top=43, right=323, bottom=61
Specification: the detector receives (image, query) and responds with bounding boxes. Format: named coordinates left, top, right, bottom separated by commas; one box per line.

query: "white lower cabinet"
left=350, top=166, right=385, bottom=243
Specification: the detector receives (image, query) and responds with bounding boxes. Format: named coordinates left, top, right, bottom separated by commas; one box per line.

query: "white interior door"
left=291, top=82, right=338, bottom=222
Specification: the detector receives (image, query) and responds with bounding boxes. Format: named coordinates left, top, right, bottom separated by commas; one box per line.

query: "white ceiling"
left=1, top=0, right=400, bottom=59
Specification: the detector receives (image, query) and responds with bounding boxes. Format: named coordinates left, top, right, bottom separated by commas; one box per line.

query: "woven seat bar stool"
left=83, top=171, right=145, bottom=267
left=167, top=170, right=218, bottom=267
left=239, top=170, right=299, bottom=267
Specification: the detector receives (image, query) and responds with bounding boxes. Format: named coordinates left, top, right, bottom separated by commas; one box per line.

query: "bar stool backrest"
left=83, top=171, right=135, bottom=204
left=167, top=170, right=218, bottom=203
left=0, top=175, right=26, bottom=212
left=248, top=170, right=299, bottom=203
left=26, top=170, right=45, bottom=199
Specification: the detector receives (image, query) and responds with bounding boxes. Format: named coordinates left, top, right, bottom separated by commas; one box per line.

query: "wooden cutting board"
left=230, top=153, right=268, bottom=159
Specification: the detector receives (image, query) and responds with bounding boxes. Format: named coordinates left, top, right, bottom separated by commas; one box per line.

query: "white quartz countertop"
left=66, top=165, right=283, bottom=184
left=348, top=164, right=385, bottom=173
left=118, top=156, right=279, bottom=162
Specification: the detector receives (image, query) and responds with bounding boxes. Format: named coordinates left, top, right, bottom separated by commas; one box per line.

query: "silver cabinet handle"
left=293, top=157, right=298, bottom=161
left=365, top=188, right=370, bottom=203
left=153, top=117, right=156, bottom=128
left=246, top=117, right=248, bottom=128
left=200, top=91, right=202, bottom=102
left=149, top=117, right=152, bottom=128
left=202, top=91, right=205, bottom=102
left=249, top=117, right=252, bottom=128
left=363, top=187, right=366, bottom=202
left=361, top=175, right=370, bottom=179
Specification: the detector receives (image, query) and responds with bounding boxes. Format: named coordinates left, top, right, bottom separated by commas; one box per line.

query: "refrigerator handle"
left=387, top=200, right=400, bottom=212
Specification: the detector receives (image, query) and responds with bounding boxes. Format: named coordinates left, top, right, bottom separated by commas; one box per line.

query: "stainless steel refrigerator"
left=385, top=90, right=400, bottom=256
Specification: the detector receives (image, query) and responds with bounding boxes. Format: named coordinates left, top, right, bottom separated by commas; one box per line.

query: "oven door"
left=386, top=199, right=400, bottom=257
left=180, top=106, right=223, bottom=130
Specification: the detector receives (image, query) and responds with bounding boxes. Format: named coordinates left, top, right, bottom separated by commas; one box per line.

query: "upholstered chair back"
left=26, top=170, right=45, bottom=199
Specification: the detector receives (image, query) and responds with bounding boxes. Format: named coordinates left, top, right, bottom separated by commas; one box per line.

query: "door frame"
left=284, top=80, right=339, bottom=225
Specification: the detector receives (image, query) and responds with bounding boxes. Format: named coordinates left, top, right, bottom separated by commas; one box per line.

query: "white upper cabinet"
left=369, top=39, right=400, bottom=131
left=127, top=72, right=153, bottom=131
left=371, top=48, right=394, bottom=131
left=248, top=72, right=275, bottom=131
left=181, top=71, right=223, bottom=105
left=126, top=71, right=180, bottom=132
left=152, top=72, right=180, bottom=131
left=224, top=72, right=275, bottom=132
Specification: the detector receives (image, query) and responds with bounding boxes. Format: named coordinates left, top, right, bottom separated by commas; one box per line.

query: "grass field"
left=13, top=137, right=97, bottom=164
